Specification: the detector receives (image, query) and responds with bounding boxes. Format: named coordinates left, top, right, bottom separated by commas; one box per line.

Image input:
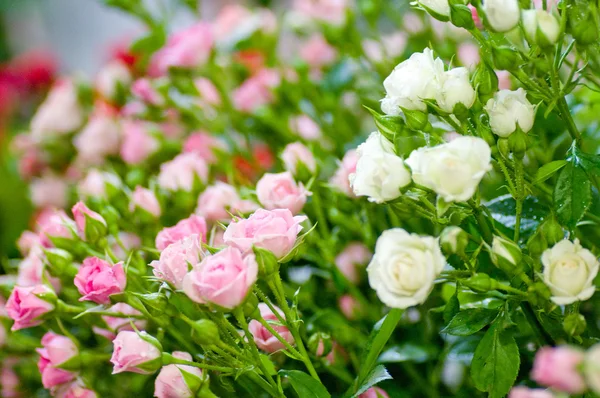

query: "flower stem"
left=161, top=352, right=234, bottom=372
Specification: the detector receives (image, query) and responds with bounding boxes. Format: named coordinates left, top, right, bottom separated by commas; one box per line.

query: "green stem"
left=56, top=301, right=85, bottom=315
left=161, top=352, right=234, bottom=372
left=514, top=158, right=525, bottom=242
left=557, top=97, right=583, bottom=147
left=520, top=303, right=552, bottom=347
left=256, top=315, right=304, bottom=360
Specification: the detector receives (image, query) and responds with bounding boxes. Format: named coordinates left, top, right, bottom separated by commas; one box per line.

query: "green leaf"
left=363, top=106, right=405, bottom=142
left=554, top=162, right=592, bottom=229
left=352, top=365, right=392, bottom=397
left=379, top=343, right=438, bottom=364
left=442, top=308, right=499, bottom=336
left=573, top=148, right=600, bottom=178
left=471, top=322, right=520, bottom=398
left=280, top=370, right=331, bottom=398
left=533, top=160, right=568, bottom=185
left=443, top=286, right=460, bottom=324
left=486, top=195, right=548, bottom=239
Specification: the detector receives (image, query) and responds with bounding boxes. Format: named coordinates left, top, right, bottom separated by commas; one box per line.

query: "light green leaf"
left=280, top=370, right=330, bottom=398
left=352, top=365, right=392, bottom=397
left=533, top=160, right=568, bottom=185
left=442, top=308, right=499, bottom=336
left=379, top=343, right=438, bottom=364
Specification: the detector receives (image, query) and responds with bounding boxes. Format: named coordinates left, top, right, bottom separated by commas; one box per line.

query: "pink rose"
left=17, top=231, right=41, bottom=255
left=281, top=142, right=317, bottom=175
left=30, top=175, right=68, bottom=209
left=30, top=79, right=83, bottom=139
left=110, top=232, right=142, bottom=259
left=194, top=78, right=221, bottom=107
left=532, top=346, right=585, bottom=393
left=120, top=120, right=159, bottom=165
left=111, top=331, right=162, bottom=374
left=509, top=387, right=554, bottom=398
left=155, top=215, right=207, bottom=250
left=79, top=169, right=121, bottom=198
left=458, top=43, right=480, bottom=69
left=0, top=365, right=20, bottom=398
left=17, top=252, right=60, bottom=291
left=157, top=153, right=209, bottom=191
left=294, top=0, right=348, bottom=25
left=381, top=32, right=407, bottom=59
left=300, top=34, right=337, bottom=69
left=151, top=235, right=203, bottom=289
left=74, top=257, right=126, bottom=304
left=54, top=379, right=98, bottom=398
left=131, top=78, right=163, bottom=106
left=256, top=172, right=309, bottom=214
left=151, top=22, right=213, bottom=76
left=183, top=131, right=225, bottom=164
left=38, top=210, right=75, bottom=248
left=72, top=201, right=107, bottom=238
left=6, top=285, right=55, bottom=331
left=154, top=351, right=202, bottom=398
left=248, top=303, right=294, bottom=353
left=289, top=115, right=322, bottom=141
left=130, top=186, right=161, bottom=217
left=36, top=332, right=78, bottom=388
left=224, top=209, right=306, bottom=259
left=183, top=247, right=257, bottom=309
left=359, top=387, right=389, bottom=398
left=339, top=294, right=360, bottom=320
left=196, top=182, right=257, bottom=222
left=73, top=115, right=121, bottom=165
left=335, top=243, right=372, bottom=284
left=232, top=69, right=280, bottom=112
left=329, top=149, right=358, bottom=196
left=95, top=303, right=147, bottom=340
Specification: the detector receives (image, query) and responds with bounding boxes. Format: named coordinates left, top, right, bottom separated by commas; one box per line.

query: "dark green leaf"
left=280, top=370, right=331, bottom=398
left=471, top=322, right=520, bottom=398
left=533, top=160, right=568, bottom=185
left=554, top=162, right=592, bottom=229
left=352, top=365, right=392, bottom=397
left=442, top=308, right=499, bottom=336
left=379, top=343, right=438, bottom=364
left=443, top=286, right=460, bottom=324
left=486, top=195, right=548, bottom=239
left=573, top=147, right=600, bottom=178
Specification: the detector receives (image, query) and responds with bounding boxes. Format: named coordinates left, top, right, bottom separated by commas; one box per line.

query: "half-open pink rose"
left=256, top=172, right=309, bottom=214
left=36, top=332, right=78, bottom=388
left=155, top=215, right=207, bottom=251
left=329, top=149, right=358, bottom=196
left=72, top=201, right=107, bottom=238
left=157, top=153, right=209, bottom=192
left=130, top=186, right=161, bottom=217
left=38, top=210, right=75, bottom=248
left=248, top=303, right=294, bottom=353
left=151, top=235, right=203, bottom=289
left=74, top=257, right=126, bottom=304
left=183, top=131, right=225, bottom=164
left=6, top=285, right=55, bottom=331
left=110, top=331, right=162, bottom=374
left=53, top=379, right=98, bottom=398
left=196, top=182, right=257, bottom=222
left=359, top=387, right=389, bottom=398
left=154, top=351, right=202, bottom=398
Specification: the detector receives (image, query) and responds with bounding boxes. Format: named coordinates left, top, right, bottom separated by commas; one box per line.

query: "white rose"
left=584, top=344, right=600, bottom=394
left=522, top=10, right=560, bottom=46
left=30, top=80, right=83, bottom=140
left=542, top=239, right=599, bottom=305
left=381, top=48, right=445, bottom=114
left=368, top=228, right=445, bottom=309
left=437, top=67, right=476, bottom=114
left=484, top=88, right=536, bottom=137
left=418, top=0, right=450, bottom=19
left=482, top=0, right=521, bottom=32
left=349, top=132, right=411, bottom=203
left=405, top=136, right=492, bottom=202
left=73, top=116, right=122, bottom=165
left=96, top=60, right=132, bottom=100
left=491, top=235, right=522, bottom=267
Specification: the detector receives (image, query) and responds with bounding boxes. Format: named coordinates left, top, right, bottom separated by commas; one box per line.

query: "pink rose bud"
left=17, top=252, right=61, bottom=291
left=30, top=175, right=68, bottom=209
left=53, top=379, right=98, bottom=398
left=0, top=365, right=20, bottom=398
left=339, top=294, right=361, bottom=320
left=468, top=5, right=482, bottom=29
left=30, top=79, right=83, bottom=140
left=38, top=210, right=76, bottom=248
left=293, top=0, right=348, bottom=25
left=120, top=120, right=159, bottom=165
left=17, top=231, right=42, bottom=256
left=155, top=215, right=207, bottom=251
left=224, top=209, right=306, bottom=259
left=300, top=34, right=337, bottom=69
left=508, top=387, right=554, bottom=398
left=289, top=115, right=322, bottom=141
left=95, top=60, right=131, bottom=100
left=130, top=186, right=162, bottom=217
left=73, top=115, right=121, bottom=165
left=36, top=332, right=78, bottom=388
left=74, top=257, right=126, bottom=304
left=151, top=235, right=203, bottom=289
left=183, top=131, right=225, bottom=164
left=79, top=169, right=121, bottom=199
left=335, top=243, right=372, bottom=284
left=131, top=78, right=164, bottom=106
left=183, top=247, right=257, bottom=309
left=281, top=142, right=317, bottom=175
left=329, top=149, right=358, bottom=196
left=154, top=351, right=203, bottom=398
left=96, top=303, right=147, bottom=340
left=359, top=387, right=390, bottom=398
left=111, top=331, right=162, bottom=374
left=256, top=172, right=309, bottom=215
left=232, top=69, right=280, bottom=113
left=72, top=201, right=107, bottom=241
left=157, top=153, right=209, bottom=192
left=151, top=22, right=213, bottom=76
left=194, top=78, right=221, bottom=107
left=6, top=285, right=55, bottom=331
left=532, top=346, right=586, bottom=394
left=248, top=303, right=294, bottom=353
left=196, top=182, right=257, bottom=223
left=497, top=70, right=512, bottom=90
left=110, top=232, right=142, bottom=259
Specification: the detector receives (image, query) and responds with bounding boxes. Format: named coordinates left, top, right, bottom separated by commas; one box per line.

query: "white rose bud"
left=31, top=80, right=83, bottom=140
left=96, top=60, right=132, bottom=100
left=542, top=239, right=599, bottom=305
left=485, top=88, right=536, bottom=137
left=437, top=67, right=476, bottom=114
left=522, top=9, right=560, bottom=47
left=491, top=235, right=522, bottom=268
left=381, top=48, right=445, bottom=114
left=440, top=226, right=468, bottom=255
left=418, top=0, right=450, bottom=20
left=482, top=0, right=521, bottom=33
left=584, top=344, right=600, bottom=394
left=367, top=228, right=445, bottom=309
left=406, top=136, right=492, bottom=202
left=349, top=132, right=411, bottom=203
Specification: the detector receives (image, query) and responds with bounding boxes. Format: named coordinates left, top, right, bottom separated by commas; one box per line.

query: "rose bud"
left=289, top=115, right=322, bottom=141
left=38, top=210, right=76, bottom=248
left=6, top=285, right=56, bottom=330
left=151, top=235, right=203, bottom=289
left=196, top=182, right=257, bottom=223
left=111, top=331, right=162, bottom=374
left=17, top=231, right=42, bottom=255
left=36, top=332, right=78, bottom=388
left=154, top=351, right=203, bottom=398
left=223, top=209, right=306, bottom=259
left=532, top=346, right=585, bottom=394
left=485, top=89, right=535, bottom=138
left=183, top=247, right=257, bottom=310
left=96, top=60, right=131, bottom=100
left=78, top=169, right=122, bottom=199
left=53, top=379, right=98, bottom=398
left=359, top=387, right=390, bottom=398
left=131, top=78, right=164, bottom=106
left=74, top=257, right=126, bottom=305
left=72, top=202, right=107, bottom=242
left=436, top=67, right=476, bottom=115
left=73, top=115, right=121, bottom=166
left=339, top=294, right=362, bottom=320
left=335, top=243, right=372, bottom=284
left=440, top=226, right=469, bottom=256
left=155, top=215, right=207, bottom=250
left=194, top=78, right=221, bottom=107
left=481, top=0, right=520, bottom=33
left=522, top=9, right=560, bottom=47
left=330, top=149, right=358, bottom=196
left=17, top=252, right=61, bottom=291
left=151, top=22, right=213, bottom=75
left=281, top=142, right=317, bottom=176
left=183, top=131, right=226, bottom=164
left=508, top=386, right=554, bottom=398
left=299, top=34, right=337, bottom=69
left=248, top=303, right=294, bottom=353
left=256, top=172, right=309, bottom=215
left=30, top=175, right=68, bottom=209
left=94, top=303, right=147, bottom=341
left=417, top=0, right=450, bottom=21
left=490, top=236, right=523, bottom=273
left=130, top=186, right=162, bottom=218
left=30, top=79, right=83, bottom=140
left=120, top=120, right=159, bottom=165
left=157, top=152, right=209, bottom=192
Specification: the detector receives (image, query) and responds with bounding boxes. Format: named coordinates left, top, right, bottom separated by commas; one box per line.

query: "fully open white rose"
left=437, top=67, right=476, bottom=114
left=30, top=80, right=83, bottom=140
left=485, top=88, right=535, bottom=137
left=542, top=239, right=599, bottom=305
left=584, top=344, right=600, bottom=394
left=522, top=9, right=560, bottom=46
left=405, top=136, right=492, bottom=202
left=418, top=0, right=450, bottom=19
left=381, top=48, right=445, bottom=114
left=349, top=132, right=411, bottom=203
left=368, top=228, right=445, bottom=309
left=482, top=0, right=521, bottom=32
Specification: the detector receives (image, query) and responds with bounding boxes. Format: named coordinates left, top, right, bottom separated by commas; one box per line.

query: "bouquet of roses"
left=1, top=0, right=600, bottom=397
